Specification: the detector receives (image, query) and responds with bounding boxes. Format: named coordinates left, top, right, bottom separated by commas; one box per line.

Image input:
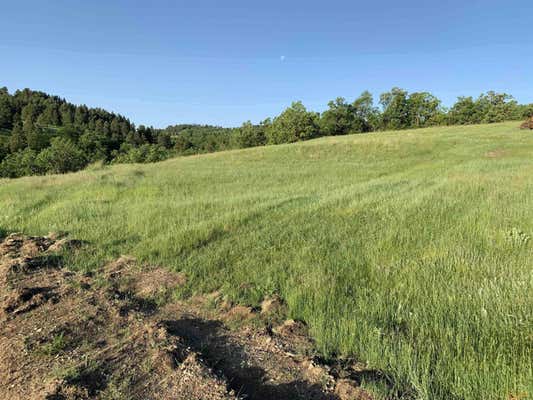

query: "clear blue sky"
left=1, top=0, right=532, bottom=127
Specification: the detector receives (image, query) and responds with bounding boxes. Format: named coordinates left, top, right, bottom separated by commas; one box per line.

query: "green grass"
left=40, top=332, right=69, bottom=356
left=1, top=121, right=532, bottom=399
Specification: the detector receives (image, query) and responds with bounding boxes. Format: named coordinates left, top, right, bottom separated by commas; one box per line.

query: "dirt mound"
left=0, top=234, right=233, bottom=400
left=0, top=234, right=373, bottom=400
left=520, top=116, right=533, bottom=129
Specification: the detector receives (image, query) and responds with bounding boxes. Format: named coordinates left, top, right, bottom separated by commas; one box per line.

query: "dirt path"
left=0, top=234, right=373, bottom=400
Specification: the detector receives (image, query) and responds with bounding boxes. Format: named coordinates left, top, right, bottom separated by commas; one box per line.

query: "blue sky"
left=1, top=0, right=532, bottom=127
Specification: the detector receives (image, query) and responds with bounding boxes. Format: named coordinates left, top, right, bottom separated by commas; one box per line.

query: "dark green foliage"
left=380, top=87, right=411, bottom=130
left=59, top=103, right=75, bottom=125
left=74, top=105, right=88, bottom=125
left=0, top=148, right=39, bottom=178
left=167, top=124, right=236, bottom=155
left=112, top=144, right=169, bottom=164
left=156, top=132, right=173, bottom=149
left=352, top=91, right=380, bottom=132
left=9, top=122, right=26, bottom=153
left=0, top=86, right=530, bottom=179
left=0, top=87, right=159, bottom=178
left=447, top=91, right=525, bottom=125
left=78, top=131, right=112, bottom=162
left=320, top=97, right=357, bottom=136
left=479, top=92, right=521, bottom=123
left=26, top=125, right=50, bottom=151
left=319, top=92, right=379, bottom=135
left=0, top=142, right=6, bottom=164
left=522, top=104, right=533, bottom=118
left=407, top=92, right=442, bottom=127
left=265, top=101, right=319, bottom=144
left=447, top=96, right=478, bottom=124
left=0, top=87, right=13, bottom=129
left=232, top=120, right=267, bottom=148
left=37, top=103, right=61, bottom=126
left=35, top=137, right=87, bottom=174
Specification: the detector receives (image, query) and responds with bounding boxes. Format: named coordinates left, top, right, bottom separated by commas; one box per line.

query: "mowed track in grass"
left=1, top=121, right=532, bottom=399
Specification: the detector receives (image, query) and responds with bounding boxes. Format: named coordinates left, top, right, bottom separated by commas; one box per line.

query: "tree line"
left=0, top=88, right=173, bottom=178
left=1, top=87, right=531, bottom=178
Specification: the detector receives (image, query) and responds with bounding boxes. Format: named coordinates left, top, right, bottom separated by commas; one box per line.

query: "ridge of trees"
left=1, top=86, right=532, bottom=178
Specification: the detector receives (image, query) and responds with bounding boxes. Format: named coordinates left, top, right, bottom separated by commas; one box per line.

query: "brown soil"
left=0, top=233, right=373, bottom=400
left=485, top=149, right=507, bottom=158
left=520, top=116, right=533, bottom=129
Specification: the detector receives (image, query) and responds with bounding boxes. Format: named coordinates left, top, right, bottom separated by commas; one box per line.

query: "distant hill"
left=0, top=87, right=176, bottom=177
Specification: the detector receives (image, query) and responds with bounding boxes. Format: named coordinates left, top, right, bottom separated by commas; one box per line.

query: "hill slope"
left=1, top=121, right=532, bottom=399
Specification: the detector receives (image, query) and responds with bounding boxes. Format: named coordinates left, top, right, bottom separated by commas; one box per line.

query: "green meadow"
left=1, top=121, right=531, bottom=399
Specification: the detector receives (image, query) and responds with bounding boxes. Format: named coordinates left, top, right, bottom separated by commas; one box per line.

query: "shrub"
left=78, top=130, right=110, bottom=162
left=35, top=137, right=87, bottom=174
left=232, top=121, right=267, bottom=148
left=0, top=148, right=40, bottom=178
left=112, top=144, right=170, bottom=164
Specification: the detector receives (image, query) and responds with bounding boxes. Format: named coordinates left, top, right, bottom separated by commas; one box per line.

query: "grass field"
left=1, top=121, right=532, bottom=399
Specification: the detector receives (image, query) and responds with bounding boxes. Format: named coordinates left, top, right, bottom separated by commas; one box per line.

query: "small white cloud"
left=280, top=55, right=286, bottom=62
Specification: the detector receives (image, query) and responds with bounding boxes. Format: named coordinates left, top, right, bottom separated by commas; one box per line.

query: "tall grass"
left=1, top=121, right=531, bottom=399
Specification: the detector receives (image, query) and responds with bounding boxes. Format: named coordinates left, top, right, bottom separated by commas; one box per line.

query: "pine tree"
left=9, top=122, right=26, bottom=152
left=0, top=89, right=13, bottom=129
left=74, top=105, right=88, bottom=126
left=59, top=103, right=74, bottom=125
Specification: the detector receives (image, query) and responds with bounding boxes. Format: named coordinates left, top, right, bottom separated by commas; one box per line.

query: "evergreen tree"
left=9, top=122, right=26, bottom=152
left=0, top=88, right=13, bottom=129
left=74, top=105, right=89, bottom=125
left=157, top=132, right=173, bottom=149
left=37, top=102, right=61, bottom=126
left=59, top=103, right=74, bottom=125
left=24, top=120, right=48, bottom=151
left=20, top=104, right=39, bottom=125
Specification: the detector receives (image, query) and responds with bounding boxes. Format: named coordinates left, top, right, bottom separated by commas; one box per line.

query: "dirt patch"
left=520, top=116, right=533, bottom=129
left=103, top=255, right=186, bottom=300
left=260, top=295, right=285, bottom=316
left=0, top=233, right=373, bottom=400
left=485, top=149, right=507, bottom=158
left=335, top=379, right=374, bottom=400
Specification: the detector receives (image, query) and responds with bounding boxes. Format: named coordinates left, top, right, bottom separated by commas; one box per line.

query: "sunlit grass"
left=1, top=121, right=532, bottom=399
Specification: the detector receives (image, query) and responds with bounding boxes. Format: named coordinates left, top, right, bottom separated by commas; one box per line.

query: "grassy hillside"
left=1, top=121, right=531, bottom=399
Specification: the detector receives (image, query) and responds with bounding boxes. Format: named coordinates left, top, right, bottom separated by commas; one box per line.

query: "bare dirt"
left=520, top=116, right=533, bottom=129
left=485, top=149, right=507, bottom=158
left=0, top=233, right=374, bottom=400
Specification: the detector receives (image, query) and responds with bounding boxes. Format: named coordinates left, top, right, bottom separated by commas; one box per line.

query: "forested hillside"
left=1, top=86, right=531, bottom=178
